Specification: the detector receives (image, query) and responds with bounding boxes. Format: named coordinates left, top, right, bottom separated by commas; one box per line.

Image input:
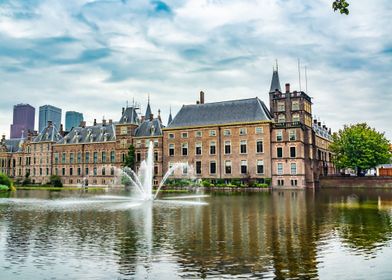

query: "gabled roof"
left=270, top=70, right=281, bottom=93
left=119, top=107, right=139, bottom=125
left=167, top=97, right=272, bottom=128
left=135, top=118, right=164, bottom=137
left=58, top=123, right=116, bottom=144
left=33, top=124, right=63, bottom=143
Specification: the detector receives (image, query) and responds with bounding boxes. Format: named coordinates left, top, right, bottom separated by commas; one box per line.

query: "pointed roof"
left=269, top=69, right=281, bottom=93
left=145, top=96, right=152, bottom=117
left=168, top=107, right=173, bottom=125
left=119, top=107, right=139, bottom=124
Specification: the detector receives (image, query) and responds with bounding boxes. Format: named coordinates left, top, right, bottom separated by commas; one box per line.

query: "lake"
left=0, top=188, right=392, bottom=279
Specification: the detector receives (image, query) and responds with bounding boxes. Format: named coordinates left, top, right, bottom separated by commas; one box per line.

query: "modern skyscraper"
left=10, top=104, right=35, bottom=138
left=65, top=111, right=84, bottom=131
left=39, top=105, right=61, bottom=132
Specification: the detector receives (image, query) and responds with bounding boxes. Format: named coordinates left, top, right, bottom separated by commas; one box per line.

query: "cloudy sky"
left=0, top=0, right=391, bottom=139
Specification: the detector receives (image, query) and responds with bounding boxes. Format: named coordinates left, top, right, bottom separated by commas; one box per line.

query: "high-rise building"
left=10, top=104, right=35, bottom=138
left=39, top=105, right=61, bottom=132
left=65, top=111, right=84, bottom=131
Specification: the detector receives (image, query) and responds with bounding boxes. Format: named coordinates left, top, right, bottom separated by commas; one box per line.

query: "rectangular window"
left=102, top=151, right=106, bottom=163
left=182, top=165, right=188, bottom=175
left=210, top=141, right=216, bottom=155
left=154, top=165, right=159, bottom=176
left=77, top=152, right=82, bottom=163
left=276, top=131, right=283, bottom=141
left=224, top=141, right=231, bottom=154
left=278, top=102, right=285, bottom=112
left=93, top=152, right=98, bottom=163
left=70, top=167, right=73, bottom=176
left=55, top=168, right=58, bottom=176
left=168, top=133, right=175, bottom=139
left=169, top=144, right=175, bottom=156
left=277, top=163, right=283, bottom=175
left=195, top=131, right=202, bottom=137
left=291, top=179, right=298, bottom=186
left=154, top=152, right=158, bottom=161
left=256, top=140, right=263, bottom=153
left=110, top=151, right=115, bottom=163
left=136, top=140, right=141, bottom=148
left=93, top=167, right=97, bottom=176
left=154, top=139, right=159, bottom=147
left=223, top=129, right=231, bottom=136
left=239, top=128, right=247, bottom=135
left=292, top=114, right=300, bottom=123
left=85, top=152, right=90, bottom=163
left=54, top=153, right=59, bottom=164
left=255, top=127, right=263, bottom=134
left=77, top=168, right=81, bottom=176
left=136, top=152, right=141, bottom=162
left=182, top=143, right=188, bottom=156
left=225, top=160, right=232, bottom=174
left=240, top=140, right=247, bottom=154
left=62, top=153, right=66, bottom=164
left=181, top=132, right=188, bottom=138
left=62, top=168, right=65, bottom=176
left=121, top=126, right=128, bottom=135
left=196, top=161, right=202, bottom=175
left=291, top=163, right=297, bottom=175
left=278, top=114, right=286, bottom=123
left=277, top=147, right=283, bottom=158
left=278, top=179, right=284, bottom=186
left=290, top=146, right=296, bottom=158
left=241, top=160, right=247, bottom=174
left=292, top=100, right=300, bottom=110
left=210, top=161, right=216, bottom=174
left=195, top=142, right=202, bottom=155
left=209, top=130, right=216, bottom=136
left=102, top=167, right=106, bottom=176
left=257, top=160, right=264, bottom=174
left=111, top=167, right=115, bottom=176
left=289, top=130, right=296, bottom=141
left=85, top=168, right=89, bottom=176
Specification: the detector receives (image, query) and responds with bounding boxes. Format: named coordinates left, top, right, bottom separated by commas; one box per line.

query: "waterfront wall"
left=320, top=176, right=392, bottom=188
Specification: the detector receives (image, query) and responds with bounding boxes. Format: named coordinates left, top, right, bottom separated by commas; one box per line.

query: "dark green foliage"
left=22, top=171, right=31, bottom=185
left=0, top=173, right=12, bottom=187
left=330, top=123, right=391, bottom=175
left=123, top=144, right=136, bottom=169
left=332, top=0, right=350, bottom=15
left=201, top=179, right=213, bottom=187
left=265, top=178, right=272, bottom=186
left=49, top=175, right=63, bottom=188
left=0, top=184, right=9, bottom=192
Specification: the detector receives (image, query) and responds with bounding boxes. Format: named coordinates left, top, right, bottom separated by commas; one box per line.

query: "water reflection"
left=0, top=189, right=392, bottom=279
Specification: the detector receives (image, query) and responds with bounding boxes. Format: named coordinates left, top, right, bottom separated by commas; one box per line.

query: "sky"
left=0, top=0, right=391, bottom=139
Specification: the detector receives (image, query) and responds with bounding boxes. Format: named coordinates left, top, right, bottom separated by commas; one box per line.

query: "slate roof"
left=33, top=124, right=63, bottom=143
left=168, top=97, right=272, bottom=128
left=4, top=139, right=24, bottom=152
left=119, top=107, right=139, bottom=125
left=313, top=124, right=333, bottom=141
left=135, top=118, right=164, bottom=137
left=58, top=123, right=116, bottom=144
left=145, top=102, right=152, bottom=118
left=270, top=70, right=281, bottom=93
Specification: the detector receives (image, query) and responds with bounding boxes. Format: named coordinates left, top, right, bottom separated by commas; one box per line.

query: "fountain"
left=119, top=141, right=191, bottom=201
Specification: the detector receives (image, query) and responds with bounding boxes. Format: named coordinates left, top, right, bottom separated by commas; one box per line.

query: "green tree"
left=0, top=173, right=12, bottom=187
left=333, top=0, right=350, bottom=15
left=49, top=175, right=63, bottom=188
left=123, top=144, right=136, bottom=169
left=330, top=123, right=391, bottom=175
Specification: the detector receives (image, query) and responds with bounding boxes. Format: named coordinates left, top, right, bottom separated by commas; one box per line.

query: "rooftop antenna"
left=275, top=59, right=278, bottom=71
left=126, top=100, right=128, bottom=108
left=305, top=65, right=308, bottom=93
left=298, top=58, right=302, bottom=92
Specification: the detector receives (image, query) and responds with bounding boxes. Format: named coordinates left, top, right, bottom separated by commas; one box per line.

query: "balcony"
left=273, top=122, right=305, bottom=129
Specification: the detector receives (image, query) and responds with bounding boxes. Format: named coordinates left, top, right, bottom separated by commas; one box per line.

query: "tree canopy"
left=123, top=144, right=136, bottom=169
left=333, top=0, right=350, bottom=15
left=330, top=123, right=391, bottom=175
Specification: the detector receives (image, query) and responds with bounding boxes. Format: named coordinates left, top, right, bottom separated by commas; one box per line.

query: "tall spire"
left=269, top=61, right=281, bottom=93
left=145, top=94, right=152, bottom=118
left=168, top=106, right=173, bottom=125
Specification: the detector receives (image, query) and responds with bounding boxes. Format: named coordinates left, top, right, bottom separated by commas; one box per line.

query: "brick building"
left=0, top=68, right=335, bottom=188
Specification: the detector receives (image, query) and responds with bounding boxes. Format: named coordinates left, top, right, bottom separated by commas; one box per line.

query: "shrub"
left=0, top=184, right=9, bottom=192
left=49, top=175, right=63, bottom=188
left=0, top=173, right=12, bottom=187
left=201, top=179, right=212, bottom=187
left=232, top=179, right=241, bottom=187
left=255, top=183, right=269, bottom=188
left=264, top=178, right=272, bottom=186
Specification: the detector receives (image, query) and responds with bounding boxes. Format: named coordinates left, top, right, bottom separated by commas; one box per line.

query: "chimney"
left=196, top=101, right=200, bottom=104
left=328, top=128, right=332, bottom=134
left=318, top=122, right=321, bottom=127
left=122, top=107, right=125, bottom=114
left=94, top=119, right=97, bottom=126
left=108, top=119, right=112, bottom=125
left=285, top=83, right=290, bottom=93
left=200, top=91, right=205, bottom=104
left=322, top=125, right=327, bottom=130
left=313, top=119, right=317, bottom=124
left=1, top=134, right=5, bottom=142
left=79, top=121, right=86, bottom=128
left=47, top=120, right=53, bottom=127
left=102, top=119, right=107, bottom=126
left=149, top=113, right=154, bottom=121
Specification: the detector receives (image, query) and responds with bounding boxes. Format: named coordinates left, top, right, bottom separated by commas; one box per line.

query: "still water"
left=1, top=188, right=392, bottom=279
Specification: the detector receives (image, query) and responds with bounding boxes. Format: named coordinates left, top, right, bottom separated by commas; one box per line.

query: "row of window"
left=277, top=100, right=300, bottom=112
left=54, top=151, right=116, bottom=164
left=55, top=166, right=116, bottom=177
left=168, top=127, right=264, bottom=139
left=277, top=179, right=298, bottom=186
left=170, top=160, right=265, bottom=175
left=276, top=130, right=297, bottom=141
left=277, top=114, right=300, bottom=123
left=135, top=139, right=159, bottom=148
left=277, top=163, right=297, bottom=175
left=276, top=146, right=297, bottom=158
left=169, top=140, right=264, bottom=156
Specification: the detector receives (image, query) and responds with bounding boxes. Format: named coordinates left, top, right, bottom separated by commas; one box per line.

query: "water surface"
left=1, top=188, right=392, bottom=279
